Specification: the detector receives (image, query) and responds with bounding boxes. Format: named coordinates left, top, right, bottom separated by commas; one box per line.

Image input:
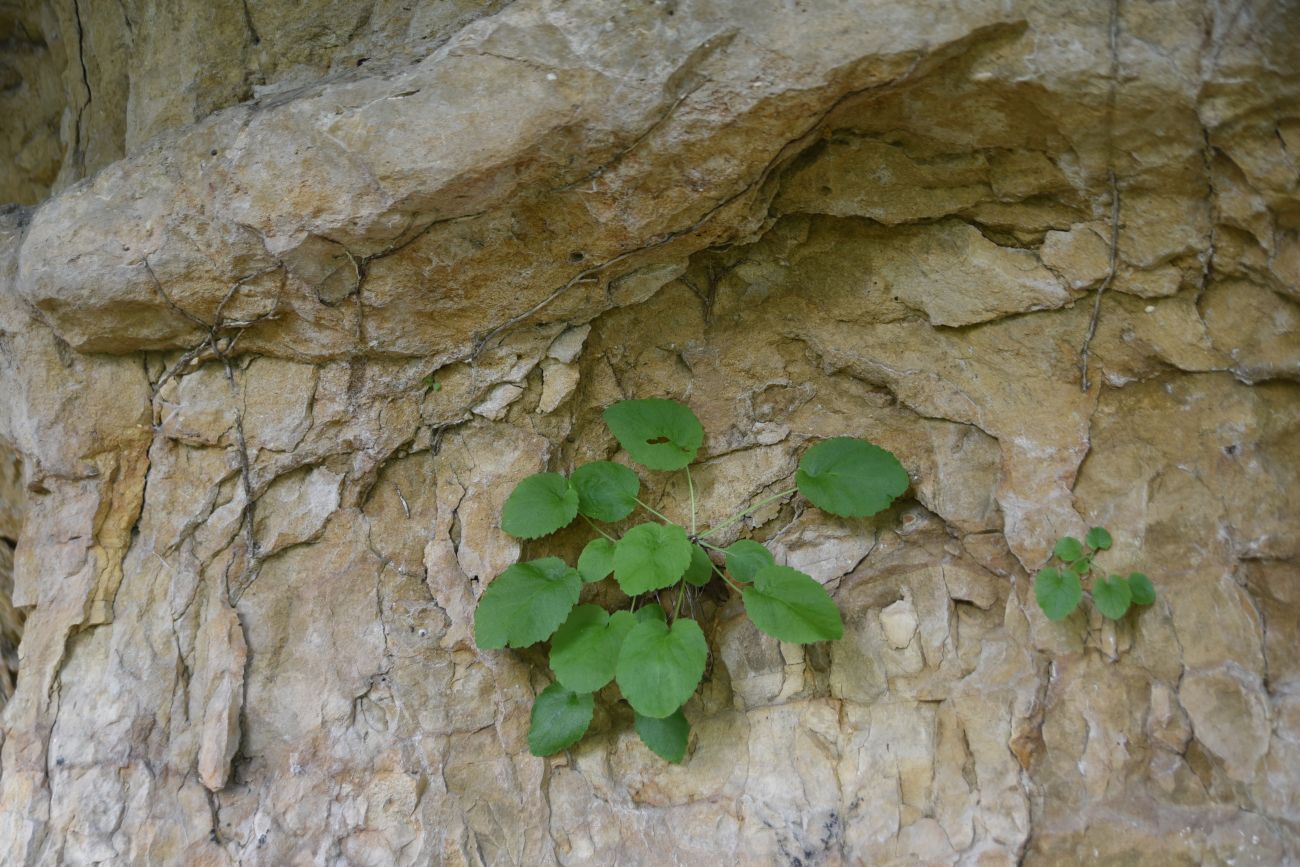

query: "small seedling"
left=473, top=398, right=909, bottom=762
left=1034, top=526, right=1155, bottom=622
left=421, top=373, right=442, bottom=393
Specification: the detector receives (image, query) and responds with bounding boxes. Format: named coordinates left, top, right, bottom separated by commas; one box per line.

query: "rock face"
left=0, top=0, right=1297, bottom=863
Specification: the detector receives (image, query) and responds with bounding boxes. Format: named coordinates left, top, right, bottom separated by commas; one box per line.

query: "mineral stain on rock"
left=0, top=0, right=1298, bottom=864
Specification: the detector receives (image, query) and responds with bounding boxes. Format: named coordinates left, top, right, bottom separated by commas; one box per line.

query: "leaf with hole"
left=528, top=683, right=594, bottom=756
left=724, top=539, right=775, bottom=583
left=742, top=565, right=843, bottom=643
left=682, top=544, right=713, bottom=587
left=577, top=537, right=615, bottom=583
left=550, top=606, right=636, bottom=693
left=1054, top=536, right=1085, bottom=562
left=1034, top=566, right=1082, bottom=621
left=613, top=522, right=692, bottom=594
left=635, top=708, right=690, bottom=763
left=474, top=557, right=582, bottom=649
left=602, top=399, right=704, bottom=471
left=1093, top=574, right=1132, bottom=619
left=571, top=461, right=640, bottom=522
left=1085, top=526, right=1113, bottom=551
left=615, top=618, right=708, bottom=718
left=795, top=437, right=908, bottom=517
left=1127, top=571, right=1155, bottom=606
left=501, top=472, right=579, bottom=539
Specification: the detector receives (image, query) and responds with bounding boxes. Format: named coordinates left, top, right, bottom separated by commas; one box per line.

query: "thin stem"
left=695, top=538, right=728, bottom=554
left=673, top=581, right=686, bottom=619
left=699, top=487, right=798, bottom=538
left=710, top=559, right=743, bottom=593
left=634, top=497, right=673, bottom=524
left=686, top=466, right=698, bottom=536
left=582, top=514, right=616, bottom=541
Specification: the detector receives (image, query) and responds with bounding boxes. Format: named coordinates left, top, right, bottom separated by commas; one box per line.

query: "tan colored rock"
left=0, top=1, right=1297, bottom=865
left=865, top=219, right=1073, bottom=328
left=1041, top=223, right=1111, bottom=290
left=1180, top=668, right=1272, bottom=783
left=193, top=599, right=248, bottom=792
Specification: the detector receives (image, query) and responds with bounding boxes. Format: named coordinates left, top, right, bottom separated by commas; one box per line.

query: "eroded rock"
left=0, top=1, right=1297, bottom=865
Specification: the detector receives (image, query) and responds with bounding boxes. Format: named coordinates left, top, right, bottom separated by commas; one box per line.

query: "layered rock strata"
left=0, top=0, right=1297, bottom=863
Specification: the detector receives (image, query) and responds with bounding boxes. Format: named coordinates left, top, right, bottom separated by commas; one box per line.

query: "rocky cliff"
left=0, top=0, right=1298, bottom=863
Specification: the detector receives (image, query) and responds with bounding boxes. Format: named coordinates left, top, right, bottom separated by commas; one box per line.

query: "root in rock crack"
left=1078, top=169, right=1120, bottom=393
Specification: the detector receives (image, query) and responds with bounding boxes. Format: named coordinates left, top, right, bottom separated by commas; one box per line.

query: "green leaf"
left=1127, top=572, right=1155, bottom=606
left=635, top=603, right=666, bottom=623
left=724, top=540, right=775, bottom=583
left=613, top=522, right=692, bottom=595
left=577, top=537, right=615, bottom=583
left=742, top=565, right=843, bottom=643
left=501, top=472, right=579, bottom=539
left=550, top=606, right=636, bottom=693
left=795, top=437, right=909, bottom=517
left=635, top=708, right=690, bottom=763
left=571, top=461, right=640, bottom=522
left=1085, top=527, right=1113, bottom=551
left=602, top=399, right=704, bottom=471
left=1093, top=575, right=1132, bottom=619
left=528, top=684, right=594, bottom=756
left=682, top=544, right=713, bottom=587
left=1034, top=566, right=1082, bottom=621
left=474, top=557, right=582, bottom=649
left=1054, top=536, right=1085, bottom=562
left=615, top=618, right=708, bottom=718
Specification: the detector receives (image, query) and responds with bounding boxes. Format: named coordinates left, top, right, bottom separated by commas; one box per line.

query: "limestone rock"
left=0, top=1, right=1297, bottom=865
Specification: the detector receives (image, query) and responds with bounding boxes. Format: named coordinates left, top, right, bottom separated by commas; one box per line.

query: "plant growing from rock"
left=1034, top=527, right=1155, bottom=621
left=473, top=398, right=908, bottom=762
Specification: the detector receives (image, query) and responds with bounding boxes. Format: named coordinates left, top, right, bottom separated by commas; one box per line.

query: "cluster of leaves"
left=474, top=398, right=909, bottom=762
left=1034, top=527, right=1155, bottom=621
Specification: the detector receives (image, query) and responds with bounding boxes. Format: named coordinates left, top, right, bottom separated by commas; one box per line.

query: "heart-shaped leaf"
left=742, top=565, right=843, bottom=643
left=577, top=537, right=615, bottom=583
left=795, top=437, right=908, bottom=517
left=571, top=461, right=640, bottom=522
left=724, top=540, right=775, bottom=583
left=635, top=603, right=667, bottom=623
left=613, top=522, right=692, bottom=594
left=635, top=708, right=690, bottom=763
left=603, top=399, right=704, bottom=471
left=501, top=472, right=579, bottom=539
left=474, top=557, right=582, bottom=649
left=1054, top=536, right=1085, bottom=562
left=1085, top=527, right=1113, bottom=551
left=1093, top=574, right=1132, bottom=619
left=528, top=683, right=594, bottom=756
left=615, top=618, right=708, bottom=718
left=550, top=606, right=637, bottom=693
left=682, top=544, right=713, bottom=587
left=1127, top=571, right=1156, bottom=606
left=1034, top=566, right=1082, bottom=621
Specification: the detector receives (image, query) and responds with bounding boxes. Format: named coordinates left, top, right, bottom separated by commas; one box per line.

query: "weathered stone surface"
left=0, top=0, right=1298, bottom=864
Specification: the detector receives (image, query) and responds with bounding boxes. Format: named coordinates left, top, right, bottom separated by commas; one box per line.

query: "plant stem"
left=695, top=538, right=728, bottom=554
left=634, top=497, right=673, bottom=524
left=699, top=487, right=798, bottom=538
left=686, top=466, right=697, bottom=536
left=582, top=515, right=616, bottom=541
left=673, top=581, right=686, bottom=619
left=711, top=560, right=743, bottom=593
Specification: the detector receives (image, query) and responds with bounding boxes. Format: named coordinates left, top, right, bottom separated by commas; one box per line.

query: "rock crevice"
left=0, top=0, right=1297, bottom=864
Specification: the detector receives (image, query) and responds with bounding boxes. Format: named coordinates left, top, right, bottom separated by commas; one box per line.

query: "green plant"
left=1034, top=526, right=1155, bottom=621
left=473, top=398, right=909, bottom=762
